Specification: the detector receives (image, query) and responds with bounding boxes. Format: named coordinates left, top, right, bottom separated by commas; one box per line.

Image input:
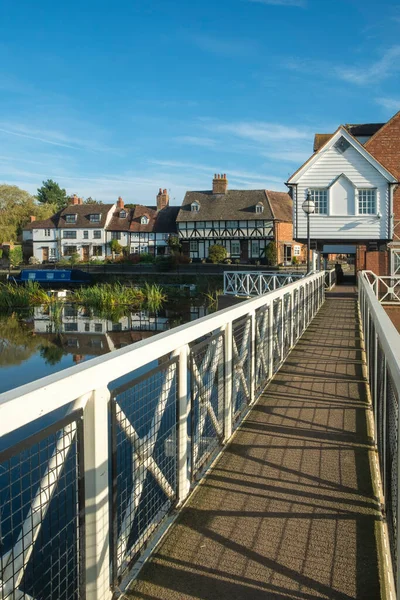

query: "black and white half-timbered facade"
left=177, top=174, right=277, bottom=261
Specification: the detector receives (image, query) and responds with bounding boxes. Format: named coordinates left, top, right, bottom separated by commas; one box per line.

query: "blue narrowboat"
left=10, top=268, right=92, bottom=286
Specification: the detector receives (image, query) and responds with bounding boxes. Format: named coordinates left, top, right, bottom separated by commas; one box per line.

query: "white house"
left=287, top=122, right=398, bottom=274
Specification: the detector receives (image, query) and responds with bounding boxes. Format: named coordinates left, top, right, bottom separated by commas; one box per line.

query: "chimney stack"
left=30, top=215, right=36, bottom=223
left=156, top=188, right=169, bottom=211
left=117, top=196, right=124, bottom=209
left=71, top=194, right=80, bottom=205
left=212, top=173, right=228, bottom=195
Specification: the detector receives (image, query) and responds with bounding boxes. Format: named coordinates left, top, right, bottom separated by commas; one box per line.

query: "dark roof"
left=130, top=205, right=158, bottom=232
left=177, top=190, right=274, bottom=222
left=265, top=191, right=292, bottom=222
left=107, top=208, right=132, bottom=231
left=154, top=206, right=179, bottom=233
left=313, top=123, right=386, bottom=152
left=24, top=204, right=114, bottom=230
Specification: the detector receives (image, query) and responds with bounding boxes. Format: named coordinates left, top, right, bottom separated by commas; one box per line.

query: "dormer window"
left=89, top=214, right=101, bottom=223
left=255, top=203, right=264, bottom=214
left=191, top=202, right=200, bottom=212
left=119, top=210, right=126, bottom=218
left=141, top=215, right=149, bottom=225
left=65, top=214, right=77, bottom=223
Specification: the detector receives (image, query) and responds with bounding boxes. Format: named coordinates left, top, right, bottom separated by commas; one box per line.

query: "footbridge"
left=0, top=270, right=399, bottom=600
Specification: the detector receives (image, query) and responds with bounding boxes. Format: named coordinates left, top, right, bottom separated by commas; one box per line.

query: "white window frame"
left=294, top=245, right=301, bottom=256
left=255, top=204, right=264, bottom=214
left=191, top=203, right=199, bottom=212
left=190, top=240, right=198, bottom=252
left=119, top=210, right=126, bottom=218
left=309, top=189, right=328, bottom=215
left=44, top=229, right=51, bottom=237
left=63, top=230, right=77, bottom=239
left=251, top=240, right=260, bottom=257
left=65, top=214, right=77, bottom=224
left=357, top=188, right=377, bottom=215
left=89, top=214, right=101, bottom=223
left=231, top=240, right=240, bottom=256
left=93, top=230, right=101, bottom=239
left=141, top=216, right=149, bottom=225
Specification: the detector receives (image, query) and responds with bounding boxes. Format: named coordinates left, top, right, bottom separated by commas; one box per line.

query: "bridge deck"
left=128, top=297, right=382, bottom=600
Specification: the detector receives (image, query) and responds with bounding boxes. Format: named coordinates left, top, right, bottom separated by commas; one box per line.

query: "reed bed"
left=74, top=283, right=166, bottom=311
left=0, top=282, right=50, bottom=310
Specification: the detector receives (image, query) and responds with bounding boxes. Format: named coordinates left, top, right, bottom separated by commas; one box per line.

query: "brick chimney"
left=30, top=215, right=36, bottom=223
left=117, top=196, right=124, bottom=209
left=212, top=173, right=228, bottom=194
left=78, top=197, right=84, bottom=205
left=70, top=194, right=80, bottom=205
left=156, top=188, right=169, bottom=211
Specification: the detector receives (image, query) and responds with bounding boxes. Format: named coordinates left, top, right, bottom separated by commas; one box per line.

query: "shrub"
left=171, top=254, right=191, bottom=266
left=109, top=239, right=122, bottom=256
left=139, top=253, right=155, bottom=264
left=9, top=246, right=23, bottom=267
left=28, top=256, right=40, bottom=265
left=70, top=252, right=81, bottom=266
left=292, top=256, right=299, bottom=266
left=127, top=254, right=141, bottom=264
left=265, top=242, right=277, bottom=266
left=208, top=244, right=227, bottom=263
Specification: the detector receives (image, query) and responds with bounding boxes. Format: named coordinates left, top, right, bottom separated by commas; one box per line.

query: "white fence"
left=0, top=272, right=325, bottom=600
left=324, top=268, right=336, bottom=291
left=361, top=271, right=400, bottom=304
left=359, top=271, right=400, bottom=597
left=223, top=271, right=304, bottom=297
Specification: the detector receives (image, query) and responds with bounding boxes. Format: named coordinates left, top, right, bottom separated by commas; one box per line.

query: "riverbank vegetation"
left=74, top=282, right=166, bottom=312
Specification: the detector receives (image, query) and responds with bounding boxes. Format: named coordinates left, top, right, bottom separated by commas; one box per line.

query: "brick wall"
left=365, top=250, right=389, bottom=276
left=274, top=221, right=307, bottom=264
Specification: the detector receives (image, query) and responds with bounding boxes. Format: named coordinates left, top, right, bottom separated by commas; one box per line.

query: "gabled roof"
left=107, top=208, right=133, bottom=232
left=154, top=206, right=179, bottom=233
left=23, top=211, right=62, bottom=230
left=25, top=204, right=114, bottom=230
left=365, top=111, right=400, bottom=180
left=177, top=189, right=274, bottom=222
left=313, top=123, right=385, bottom=152
left=129, top=205, right=157, bottom=232
left=265, top=190, right=292, bottom=222
left=287, top=126, right=397, bottom=185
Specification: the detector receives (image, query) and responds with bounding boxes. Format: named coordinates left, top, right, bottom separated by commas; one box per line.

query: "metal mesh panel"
left=368, top=317, right=375, bottom=393
left=385, top=370, right=399, bottom=571
left=299, top=286, right=305, bottom=334
left=272, top=298, right=283, bottom=372
left=232, top=316, right=251, bottom=426
left=0, top=412, right=85, bottom=600
left=255, top=306, right=270, bottom=398
left=111, top=359, right=178, bottom=585
left=190, top=332, right=225, bottom=479
left=283, top=293, right=291, bottom=358
left=376, top=343, right=385, bottom=478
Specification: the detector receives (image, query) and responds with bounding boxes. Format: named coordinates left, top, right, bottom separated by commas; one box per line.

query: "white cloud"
left=205, top=119, right=311, bottom=143
left=335, top=46, right=400, bottom=85
left=375, top=97, right=400, bottom=111
left=174, top=136, right=218, bottom=147
left=246, top=0, right=306, bottom=6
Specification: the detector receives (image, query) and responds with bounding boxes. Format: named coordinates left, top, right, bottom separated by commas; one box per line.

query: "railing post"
left=290, top=291, right=294, bottom=349
left=175, top=344, right=190, bottom=504
left=224, top=321, right=233, bottom=441
left=280, top=296, right=284, bottom=365
left=83, top=387, right=113, bottom=600
left=249, top=310, right=256, bottom=404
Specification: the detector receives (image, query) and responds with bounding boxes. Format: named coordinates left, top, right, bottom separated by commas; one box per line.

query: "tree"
left=9, top=246, right=23, bottom=267
left=109, top=239, right=122, bottom=258
left=0, top=184, right=56, bottom=244
left=85, top=197, right=103, bottom=205
left=37, top=179, right=68, bottom=210
left=208, top=244, right=227, bottom=263
left=265, top=242, right=277, bottom=266
left=167, top=235, right=181, bottom=254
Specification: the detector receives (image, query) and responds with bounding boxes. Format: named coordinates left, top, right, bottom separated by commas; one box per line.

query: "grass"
left=0, top=281, right=50, bottom=310
left=73, top=282, right=166, bottom=312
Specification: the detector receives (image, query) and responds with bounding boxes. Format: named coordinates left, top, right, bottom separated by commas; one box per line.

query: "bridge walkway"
left=128, top=296, right=382, bottom=600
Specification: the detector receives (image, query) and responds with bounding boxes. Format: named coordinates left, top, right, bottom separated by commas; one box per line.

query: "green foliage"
left=167, top=235, right=181, bottom=253
left=208, top=244, right=227, bottom=264
left=36, top=179, right=68, bottom=210
left=39, top=344, right=66, bottom=366
left=70, top=252, right=81, bottom=266
left=9, top=246, right=23, bottom=267
left=265, top=242, right=277, bottom=266
left=84, top=197, right=103, bottom=205
left=0, top=281, right=49, bottom=310
left=139, top=253, right=155, bottom=263
left=73, top=282, right=165, bottom=311
left=28, top=256, right=40, bottom=265
left=0, top=184, right=56, bottom=244
left=109, top=239, right=123, bottom=256
left=291, top=256, right=299, bottom=265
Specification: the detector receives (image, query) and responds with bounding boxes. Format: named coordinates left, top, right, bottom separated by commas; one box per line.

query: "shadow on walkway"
left=127, top=298, right=381, bottom=600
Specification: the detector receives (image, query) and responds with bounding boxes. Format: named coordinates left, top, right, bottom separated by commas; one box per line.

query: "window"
left=227, top=221, right=237, bottom=228
left=190, top=241, right=198, bottom=252
left=111, top=231, right=121, bottom=240
left=89, top=214, right=101, bottom=223
left=49, top=248, right=56, bottom=258
left=251, top=240, right=260, bottom=256
left=63, top=230, right=77, bottom=239
left=191, top=202, right=199, bottom=212
left=93, top=245, right=102, bottom=256
left=231, top=240, right=240, bottom=255
left=65, top=214, right=77, bottom=223
left=44, top=229, right=51, bottom=236
left=93, top=230, right=101, bottom=239
left=255, top=204, right=264, bottom=214
left=64, top=323, right=78, bottom=332
left=119, top=210, right=126, bottom=218
left=84, top=323, right=90, bottom=332
left=358, top=189, right=376, bottom=215
left=83, top=230, right=88, bottom=239
left=294, top=245, right=301, bottom=256
left=63, top=246, right=77, bottom=256
left=94, top=323, right=103, bottom=333
left=141, top=215, right=149, bottom=224
left=309, top=189, right=328, bottom=214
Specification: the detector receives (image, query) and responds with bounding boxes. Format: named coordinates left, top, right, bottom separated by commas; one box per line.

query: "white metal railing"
left=358, top=271, right=400, bottom=597
left=324, top=268, right=336, bottom=290
left=223, top=271, right=304, bottom=296
left=0, top=271, right=325, bottom=600
left=362, top=270, right=400, bottom=304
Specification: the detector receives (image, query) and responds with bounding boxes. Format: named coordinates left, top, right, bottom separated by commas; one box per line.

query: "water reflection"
left=0, top=301, right=209, bottom=393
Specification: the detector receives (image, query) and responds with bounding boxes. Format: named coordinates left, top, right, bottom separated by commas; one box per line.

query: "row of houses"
left=23, top=178, right=305, bottom=265
left=23, top=109, right=400, bottom=274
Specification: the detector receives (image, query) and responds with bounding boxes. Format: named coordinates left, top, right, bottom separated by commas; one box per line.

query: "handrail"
left=223, top=270, right=304, bottom=296
left=361, top=270, right=400, bottom=304
left=0, top=271, right=325, bottom=600
left=358, top=271, right=400, bottom=596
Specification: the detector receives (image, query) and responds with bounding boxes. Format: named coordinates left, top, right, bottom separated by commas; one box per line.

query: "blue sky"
left=0, top=0, right=399, bottom=205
